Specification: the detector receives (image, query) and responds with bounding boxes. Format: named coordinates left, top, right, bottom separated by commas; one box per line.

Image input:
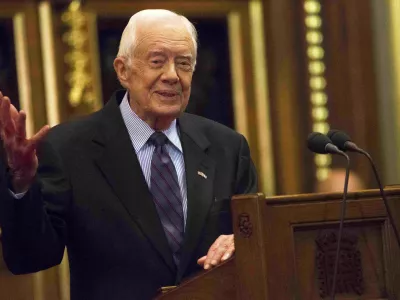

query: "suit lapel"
left=92, top=91, right=176, bottom=273
left=176, top=114, right=216, bottom=281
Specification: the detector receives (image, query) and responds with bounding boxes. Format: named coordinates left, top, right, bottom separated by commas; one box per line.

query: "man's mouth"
left=156, top=90, right=179, bottom=97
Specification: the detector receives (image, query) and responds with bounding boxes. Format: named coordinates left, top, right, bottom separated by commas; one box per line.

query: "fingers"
left=221, top=243, right=235, bottom=261
left=208, top=235, right=234, bottom=267
left=0, top=94, right=10, bottom=126
left=0, top=92, right=45, bottom=190
left=0, top=91, right=3, bottom=110
left=28, top=125, right=50, bottom=152
left=0, top=96, right=16, bottom=139
left=0, top=91, right=3, bottom=115
left=197, top=256, right=206, bottom=266
left=202, top=235, right=223, bottom=269
left=15, top=111, right=27, bottom=141
left=202, top=234, right=235, bottom=270
left=0, top=92, right=19, bottom=120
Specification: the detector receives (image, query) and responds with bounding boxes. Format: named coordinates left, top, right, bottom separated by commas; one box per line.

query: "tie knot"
left=149, top=132, right=168, bottom=147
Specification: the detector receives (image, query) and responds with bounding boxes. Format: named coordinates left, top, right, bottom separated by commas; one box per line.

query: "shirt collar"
left=119, top=92, right=182, bottom=153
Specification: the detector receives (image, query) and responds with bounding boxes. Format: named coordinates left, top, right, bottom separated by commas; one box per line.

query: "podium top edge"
left=231, top=187, right=400, bottom=205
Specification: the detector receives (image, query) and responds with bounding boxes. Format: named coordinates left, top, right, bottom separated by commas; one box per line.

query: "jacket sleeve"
left=234, top=134, right=258, bottom=195
left=0, top=139, right=71, bottom=274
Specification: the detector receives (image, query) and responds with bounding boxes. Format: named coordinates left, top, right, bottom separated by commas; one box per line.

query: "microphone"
left=307, top=132, right=350, bottom=300
left=327, top=129, right=363, bottom=153
left=307, top=132, right=347, bottom=156
left=328, top=129, right=400, bottom=250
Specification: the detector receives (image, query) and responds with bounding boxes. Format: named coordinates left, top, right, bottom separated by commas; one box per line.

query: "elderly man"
left=0, top=9, right=257, bottom=300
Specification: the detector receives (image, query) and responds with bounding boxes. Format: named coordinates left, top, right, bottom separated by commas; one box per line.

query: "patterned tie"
left=149, top=132, right=184, bottom=265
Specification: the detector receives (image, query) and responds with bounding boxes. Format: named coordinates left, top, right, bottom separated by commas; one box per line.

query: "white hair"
left=117, top=9, right=198, bottom=66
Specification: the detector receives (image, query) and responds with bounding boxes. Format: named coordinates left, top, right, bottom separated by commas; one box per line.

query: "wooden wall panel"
left=264, top=0, right=381, bottom=194
left=321, top=0, right=380, bottom=189
left=263, top=0, right=313, bottom=195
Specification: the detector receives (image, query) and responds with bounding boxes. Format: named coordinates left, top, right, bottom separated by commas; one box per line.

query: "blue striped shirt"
left=120, top=93, right=188, bottom=226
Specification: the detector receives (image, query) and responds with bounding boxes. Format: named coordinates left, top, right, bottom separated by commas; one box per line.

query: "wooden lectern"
left=157, top=188, right=400, bottom=299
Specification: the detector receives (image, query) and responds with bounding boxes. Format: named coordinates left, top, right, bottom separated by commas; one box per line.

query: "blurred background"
left=1, top=0, right=400, bottom=298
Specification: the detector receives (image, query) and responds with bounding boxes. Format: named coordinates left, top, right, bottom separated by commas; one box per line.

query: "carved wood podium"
left=157, top=188, right=400, bottom=299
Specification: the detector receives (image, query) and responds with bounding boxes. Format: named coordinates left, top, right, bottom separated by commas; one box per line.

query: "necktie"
left=149, top=132, right=184, bottom=265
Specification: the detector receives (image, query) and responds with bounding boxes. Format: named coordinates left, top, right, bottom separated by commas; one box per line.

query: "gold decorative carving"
left=61, top=0, right=96, bottom=108
left=304, top=0, right=331, bottom=181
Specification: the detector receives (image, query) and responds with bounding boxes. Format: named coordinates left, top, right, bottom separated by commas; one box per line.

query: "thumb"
left=197, top=256, right=206, bottom=266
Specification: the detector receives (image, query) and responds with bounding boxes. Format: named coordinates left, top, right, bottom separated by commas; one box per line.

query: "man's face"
left=122, top=20, right=195, bottom=123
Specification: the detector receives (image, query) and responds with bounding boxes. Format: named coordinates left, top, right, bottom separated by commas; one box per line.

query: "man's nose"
left=161, top=63, right=179, bottom=84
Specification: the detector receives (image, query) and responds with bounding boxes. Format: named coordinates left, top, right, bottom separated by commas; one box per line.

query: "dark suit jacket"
left=0, top=90, right=257, bottom=300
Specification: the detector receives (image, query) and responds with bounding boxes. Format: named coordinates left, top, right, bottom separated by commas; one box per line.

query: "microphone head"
left=327, top=130, right=352, bottom=151
left=307, top=132, right=335, bottom=154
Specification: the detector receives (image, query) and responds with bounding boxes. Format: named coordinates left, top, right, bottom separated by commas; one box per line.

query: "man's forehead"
left=135, top=23, right=194, bottom=54
left=137, top=21, right=191, bottom=40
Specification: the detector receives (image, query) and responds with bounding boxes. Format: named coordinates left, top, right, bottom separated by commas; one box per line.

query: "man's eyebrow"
left=176, top=55, right=193, bottom=60
left=147, top=51, right=166, bottom=57
left=146, top=51, right=193, bottom=61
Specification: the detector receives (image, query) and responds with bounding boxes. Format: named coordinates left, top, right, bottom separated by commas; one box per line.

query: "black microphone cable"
left=307, top=132, right=350, bottom=300
left=328, top=129, right=400, bottom=249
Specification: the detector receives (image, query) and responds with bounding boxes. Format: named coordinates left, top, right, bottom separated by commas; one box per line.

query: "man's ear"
left=114, top=57, right=130, bottom=87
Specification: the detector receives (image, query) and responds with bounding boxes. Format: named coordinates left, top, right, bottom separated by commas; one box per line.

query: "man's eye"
left=178, top=61, right=192, bottom=70
left=152, top=60, right=162, bottom=64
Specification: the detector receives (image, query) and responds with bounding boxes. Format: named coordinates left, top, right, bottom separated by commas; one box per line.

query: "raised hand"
left=0, top=91, right=50, bottom=193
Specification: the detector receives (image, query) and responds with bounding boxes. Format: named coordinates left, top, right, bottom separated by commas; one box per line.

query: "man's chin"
left=152, top=111, right=183, bottom=130
left=154, top=105, right=186, bottom=118
left=155, top=112, right=182, bottom=122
